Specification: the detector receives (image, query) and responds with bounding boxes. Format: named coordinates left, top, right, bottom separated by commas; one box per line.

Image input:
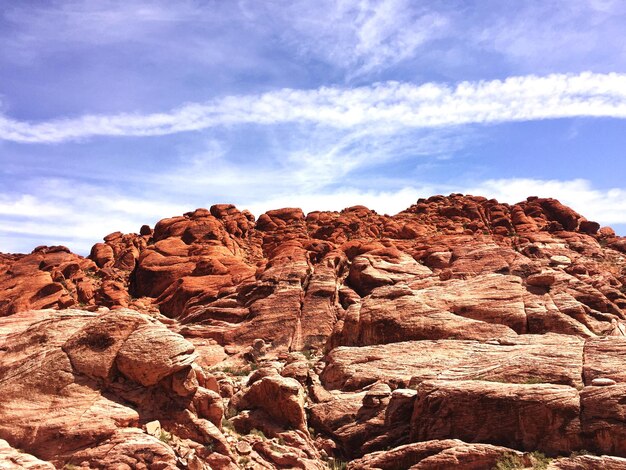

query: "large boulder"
left=410, top=380, right=582, bottom=455
left=232, top=375, right=308, bottom=434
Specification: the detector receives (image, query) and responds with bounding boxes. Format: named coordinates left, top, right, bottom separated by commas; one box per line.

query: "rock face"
left=411, top=380, right=582, bottom=454
left=2, top=194, right=626, bottom=468
left=0, top=439, right=55, bottom=469
left=0, top=308, right=226, bottom=468
left=321, top=334, right=585, bottom=391
left=231, top=375, right=308, bottom=433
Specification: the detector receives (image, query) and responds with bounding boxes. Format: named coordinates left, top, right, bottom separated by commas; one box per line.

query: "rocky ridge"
left=1, top=194, right=626, bottom=469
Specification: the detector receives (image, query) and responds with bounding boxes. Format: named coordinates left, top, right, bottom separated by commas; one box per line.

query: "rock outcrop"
left=2, top=194, right=626, bottom=468
left=0, top=308, right=228, bottom=468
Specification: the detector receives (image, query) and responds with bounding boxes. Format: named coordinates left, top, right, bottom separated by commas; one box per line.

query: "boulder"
left=410, top=380, right=582, bottom=455
left=233, top=376, right=308, bottom=433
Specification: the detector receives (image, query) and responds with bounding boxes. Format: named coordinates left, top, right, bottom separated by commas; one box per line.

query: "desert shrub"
left=158, top=429, right=172, bottom=444
left=249, top=428, right=266, bottom=439
left=524, top=377, right=544, bottom=384
left=222, top=417, right=235, bottom=432
left=493, top=453, right=523, bottom=470
left=493, top=452, right=552, bottom=470
left=570, top=449, right=596, bottom=457
left=217, top=366, right=250, bottom=376
left=327, top=459, right=347, bottom=470
left=529, top=451, right=551, bottom=469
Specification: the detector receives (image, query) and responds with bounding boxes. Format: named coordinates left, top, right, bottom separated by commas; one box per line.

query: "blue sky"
left=1, top=0, right=626, bottom=254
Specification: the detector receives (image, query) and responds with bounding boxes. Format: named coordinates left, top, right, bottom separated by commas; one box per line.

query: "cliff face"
left=2, top=194, right=626, bottom=469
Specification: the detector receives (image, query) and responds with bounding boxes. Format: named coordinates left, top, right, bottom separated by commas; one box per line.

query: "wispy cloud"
left=473, top=0, right=626, bottom=72
left=0, top=179, right=189, bottom=254
left=2, top=72, right=626, bottom=143
left=270, top=0, right=449, bottom=79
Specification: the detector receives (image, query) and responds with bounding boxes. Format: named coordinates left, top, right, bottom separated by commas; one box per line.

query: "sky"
left=1, top=0, right=626, bottom=254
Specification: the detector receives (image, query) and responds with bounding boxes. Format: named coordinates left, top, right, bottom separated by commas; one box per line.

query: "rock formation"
left=1, top=194, right=626, bottom=468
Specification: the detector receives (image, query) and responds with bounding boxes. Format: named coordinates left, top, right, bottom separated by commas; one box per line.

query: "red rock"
left=527, top=271, right=557, bottom=286
left=347, top=440, right=529, bottom=470
left=322, top=334, right=584, bottom=391
left=347, top=249, right=431, bottom=296
left=66, top=428, right=178, bottom=469
left=3, top=195, right=626, bottom=467
left=410, top=380, right=582, bottom=455
left=232, top=375, right=308, bottom=433
left=579, top=220, right=601, bottom=235
left=0, top=439, right=54, bottom=469
left=580, top=384, right=626, bottom=455
left=334, top=274, right=524, bottom=347
left=583, top=337, right=626, bottom=385
left=552, top=454, right=626, bottom=469
left=90, top=242, right=115, bottom=268
left=115, top=321, right=197, bottom=386
left=0, top=308, right=229, bottom=467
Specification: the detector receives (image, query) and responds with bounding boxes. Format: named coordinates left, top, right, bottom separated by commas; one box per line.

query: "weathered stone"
left=234, top=375, right=308, bottom=433
left=322, top=335, right=584, bottom=391
left=0, top=439, right=55, bottom=469
left=410, top=380, right=582, bottom=455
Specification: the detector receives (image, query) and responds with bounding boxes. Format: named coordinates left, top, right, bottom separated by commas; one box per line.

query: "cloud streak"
left=2, top=72, right=626, bottom=143
left=271, top=0, right=449, bottom=78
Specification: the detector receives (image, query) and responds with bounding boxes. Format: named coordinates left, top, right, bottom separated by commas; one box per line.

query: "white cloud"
left=272, top=0, right=449, bottom=78
left=0, top=183, right=190, bottom=254
left=151, top=125, right=463, bottom=200
left=2, top=72, right=626, bottom=143
left=0, top=194, right=68, bottom=217
left=473, top=0, right=626, bottom=72
left=2, top=0, right=208, bottom=46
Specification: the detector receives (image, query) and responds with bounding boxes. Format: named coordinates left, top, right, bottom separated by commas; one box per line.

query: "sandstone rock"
left=583, top=337, right=626, bottom=384
left=410, top=380, right=582, bottom=455
left=363, top=383, right=392, bottom=408
left=3, top=195, right=626, bottom=467
left=236, top=440, right=252, bottom=455
left=145, top=420, right=162, bottom=437
left=116, top=322, right=197, bottom=386
left=62, top=309, right=147, bottom=381
left=233, top=375, right=308, bottom=433
left=347, top=250, right=431, bottom=296
left=592, top=377, right=617, bottom=386
left=551, top=255, right=573, bottom=266
left=347, top=439, right=529, bottom=470
left=334, top=273, right=528, bottom=347
left=65, top=428, right=178, bottom=469
left=322, top=334, right=584, bottom=391
left=282, top=360, right=311, bottom=384
left=308, top=391, right=366, bottom=436
left=527, top=272, right=557, bottom=287
left=580, top=384, right=626, bottom=455
left=0, top=439, right=54, bottom=469
left=0, top=308, right=226, bottom=467
left=552, top=454, right=626, bottom=469
left=90, top=242, right=115, bottom=268
left=193, top=387, right=223, bottom=426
